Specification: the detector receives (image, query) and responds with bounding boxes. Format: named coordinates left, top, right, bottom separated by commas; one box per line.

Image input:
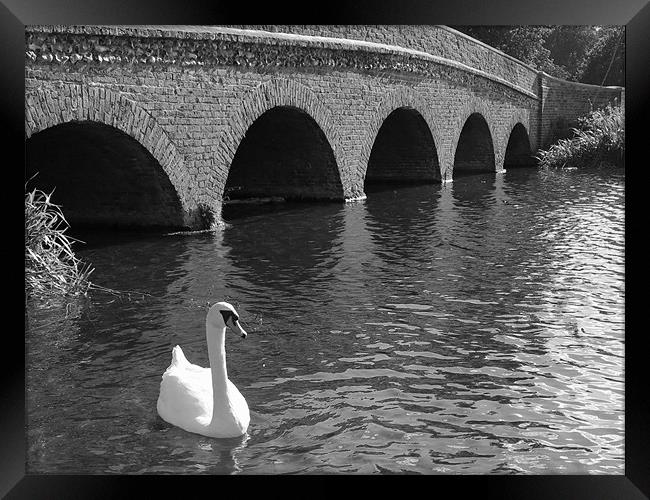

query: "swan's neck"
left=206, top=322, right=229, bottom=402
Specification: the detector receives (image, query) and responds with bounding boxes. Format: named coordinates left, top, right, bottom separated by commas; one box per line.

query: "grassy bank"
left=537, top=104, right=624, bottom=169
left=25, top=188, right=94, bottom=299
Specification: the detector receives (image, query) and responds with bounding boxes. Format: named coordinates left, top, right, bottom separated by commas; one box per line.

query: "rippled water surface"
left=26, top=168, right=625, bottom=474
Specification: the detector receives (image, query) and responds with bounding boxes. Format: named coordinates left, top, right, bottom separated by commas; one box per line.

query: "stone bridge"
left=24, top=25, right=624, bottom=229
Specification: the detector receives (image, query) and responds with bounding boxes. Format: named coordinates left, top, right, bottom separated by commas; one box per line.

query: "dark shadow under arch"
left=25, top=121, right=185, bottom=230
left=453, top=113, right=495, bottom=178
left=223, top=106, right=343, bottom=216
left=365, top=107, right=440, bottom=191
left=504, top=123, right=535, bottom=169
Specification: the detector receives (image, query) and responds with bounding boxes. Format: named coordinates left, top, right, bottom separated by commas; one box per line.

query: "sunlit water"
left=26, top=168, right=625, bottom=474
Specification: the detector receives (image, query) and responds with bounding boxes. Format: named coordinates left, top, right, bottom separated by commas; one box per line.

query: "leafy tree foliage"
left=544, top=26, right=599, bottom=79
left=577, top=27, right=625, bottom=86
left=452, top=25, right=624, bottom=86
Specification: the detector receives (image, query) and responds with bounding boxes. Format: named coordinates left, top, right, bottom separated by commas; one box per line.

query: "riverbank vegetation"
left=25, top=187, right=95, bottom=299
left=536, top=104, right=624, bottom=169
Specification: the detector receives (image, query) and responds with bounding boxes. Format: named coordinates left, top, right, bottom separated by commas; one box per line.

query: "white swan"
left=157, top=302, right=250, bottom=438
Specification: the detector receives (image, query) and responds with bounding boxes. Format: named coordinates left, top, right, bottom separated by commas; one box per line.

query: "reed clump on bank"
left=536, top=103, right=624, bottom=169
left=25, top=188, right=95, bottom=299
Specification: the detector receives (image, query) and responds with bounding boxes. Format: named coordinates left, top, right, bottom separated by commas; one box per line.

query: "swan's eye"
left=219, top=310, right=239, bottom=324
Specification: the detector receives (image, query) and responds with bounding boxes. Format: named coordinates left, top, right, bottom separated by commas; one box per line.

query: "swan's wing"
left=157, top=346, right=212, bottom=426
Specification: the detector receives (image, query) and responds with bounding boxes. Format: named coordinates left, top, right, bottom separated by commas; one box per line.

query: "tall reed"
left=536, top=103, right=624, bottom=169
left=25, top=188, right=94, bottom=299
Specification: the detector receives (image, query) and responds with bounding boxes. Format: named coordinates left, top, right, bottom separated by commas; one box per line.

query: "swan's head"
left=207, top=302, right=247, bottom=339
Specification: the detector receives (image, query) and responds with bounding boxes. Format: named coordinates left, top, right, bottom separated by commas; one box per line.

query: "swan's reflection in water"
left=147, top=425, right=251, bottom=474
left=194, top=433, right=250, bottom=474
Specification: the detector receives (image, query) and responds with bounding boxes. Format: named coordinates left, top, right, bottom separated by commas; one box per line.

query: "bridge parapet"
left=26, top=25, right=538, bottom=100
left=228, top=25, right=541, bottom=94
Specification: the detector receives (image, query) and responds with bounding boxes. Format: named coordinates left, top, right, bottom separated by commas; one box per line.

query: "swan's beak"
left=229, top=318, right=247, bottom=339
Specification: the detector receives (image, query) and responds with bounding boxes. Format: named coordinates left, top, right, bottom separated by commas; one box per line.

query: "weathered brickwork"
left=24, top=25, right=624, bottom=229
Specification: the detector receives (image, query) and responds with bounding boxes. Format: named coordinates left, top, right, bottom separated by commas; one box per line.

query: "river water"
left=26, top=167, right=625, bottom=474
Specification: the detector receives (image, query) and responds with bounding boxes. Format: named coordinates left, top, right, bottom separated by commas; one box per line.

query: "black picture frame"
left=7, top=0, right=648, bottom=497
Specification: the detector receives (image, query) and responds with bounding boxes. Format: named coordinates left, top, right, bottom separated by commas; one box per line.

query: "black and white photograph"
left=7, top=1, right=648, bottom=494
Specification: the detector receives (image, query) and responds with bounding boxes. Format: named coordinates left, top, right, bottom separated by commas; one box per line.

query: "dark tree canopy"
left=452, top=26, right=624, bottom=87
left=577, top=27, right=625, bottom=86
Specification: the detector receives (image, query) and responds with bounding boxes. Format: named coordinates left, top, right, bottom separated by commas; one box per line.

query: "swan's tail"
left=170, top=345, right=189, bottom=368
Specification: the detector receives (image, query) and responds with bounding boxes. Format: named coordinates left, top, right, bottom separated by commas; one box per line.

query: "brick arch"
left=25, top=86, right=196, bottom=225
left=213, top=78, right=348, bottom=200
left=502, top=111, right=534, bottom=169
left=362, top=87, right=444, bottom=183
left=450, top=98, right=499, bottom=178
left=504, top=110, right=531, bottom=138
left=502, top=111, right=532, bottom=153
